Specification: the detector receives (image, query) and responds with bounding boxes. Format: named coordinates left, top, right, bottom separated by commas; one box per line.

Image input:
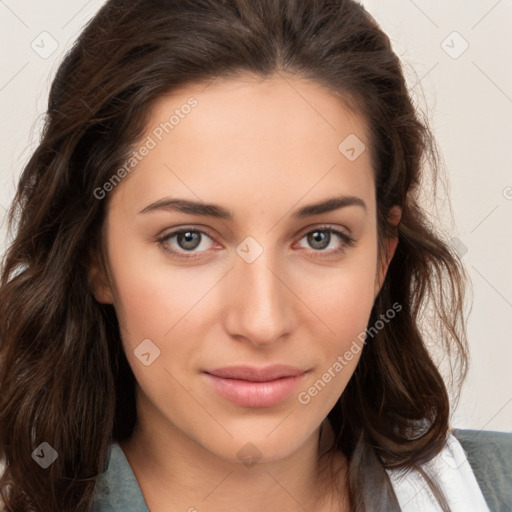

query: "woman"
left=0, top=0, right=510, bottom=511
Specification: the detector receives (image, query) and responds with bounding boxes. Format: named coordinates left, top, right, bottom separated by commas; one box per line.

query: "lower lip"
left=203, top=372, right=306, bottom=408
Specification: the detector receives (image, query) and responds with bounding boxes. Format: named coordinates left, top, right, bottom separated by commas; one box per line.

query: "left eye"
left=296, top=228, right=353, bottom=252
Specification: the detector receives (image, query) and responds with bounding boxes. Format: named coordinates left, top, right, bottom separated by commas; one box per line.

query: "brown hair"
left=0, top=0, right=469, bottom=510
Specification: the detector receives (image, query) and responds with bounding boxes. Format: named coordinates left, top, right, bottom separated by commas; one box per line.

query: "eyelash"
left=156, top=225, right=356, bottom=261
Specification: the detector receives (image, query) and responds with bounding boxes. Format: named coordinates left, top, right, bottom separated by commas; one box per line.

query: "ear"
left=374, top=205, right=402, bottom=298
left=89, top=251, right=114, bottom=304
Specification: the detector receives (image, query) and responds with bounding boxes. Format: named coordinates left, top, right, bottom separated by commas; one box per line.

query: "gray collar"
left=91, top=442, right=150, bottom=512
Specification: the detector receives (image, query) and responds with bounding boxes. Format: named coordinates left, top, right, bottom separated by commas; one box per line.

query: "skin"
left=90, top=73, right=401, bottom=512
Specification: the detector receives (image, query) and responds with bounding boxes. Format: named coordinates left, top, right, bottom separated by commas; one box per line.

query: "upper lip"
left=204, top=365, right=307, bottom=382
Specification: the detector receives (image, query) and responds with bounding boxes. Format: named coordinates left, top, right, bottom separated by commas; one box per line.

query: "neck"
left=120, top=412, right=349, bottom=512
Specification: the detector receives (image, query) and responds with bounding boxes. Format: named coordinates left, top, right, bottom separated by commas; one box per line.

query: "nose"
left=223, top=245, right=295, bottom=348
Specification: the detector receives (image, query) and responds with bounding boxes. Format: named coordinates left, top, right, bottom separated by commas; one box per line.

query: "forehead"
left=112, top=73, right=375, bottom=217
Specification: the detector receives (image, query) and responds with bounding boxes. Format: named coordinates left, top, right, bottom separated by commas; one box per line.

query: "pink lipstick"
left=203, top=365, right=308, bottom=408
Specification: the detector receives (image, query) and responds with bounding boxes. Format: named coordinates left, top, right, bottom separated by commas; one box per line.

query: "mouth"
left=203, top=365, right=309, bottom=408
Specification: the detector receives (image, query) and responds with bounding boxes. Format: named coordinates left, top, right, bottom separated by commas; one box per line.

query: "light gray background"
left=0, top=1, right=511, bottom=432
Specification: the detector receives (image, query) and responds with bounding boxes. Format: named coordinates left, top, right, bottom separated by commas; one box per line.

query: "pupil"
left=178, top=231, right=200, bottom=250
left=308, top=230, right=330, bottom=250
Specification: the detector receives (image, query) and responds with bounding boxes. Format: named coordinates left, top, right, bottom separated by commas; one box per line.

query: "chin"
left=192, top=417, right=318, bottom=466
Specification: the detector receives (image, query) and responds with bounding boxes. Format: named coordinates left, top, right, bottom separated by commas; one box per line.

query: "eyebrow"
left=138, top=195, right=367, bottom=219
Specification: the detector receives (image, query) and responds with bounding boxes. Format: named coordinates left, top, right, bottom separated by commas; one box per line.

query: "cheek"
left=292, top=247, right=377, bottom=408
left=105, top=217, right=216, bottom=345
left=312, top=276, right=373, bottom=374
left=296, top=243, right=378, bottom=339
left=105, top=241, right=210, bottom=409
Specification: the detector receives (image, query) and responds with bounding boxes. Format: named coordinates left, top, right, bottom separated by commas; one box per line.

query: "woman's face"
left=93, top=73, right=397, bottom=462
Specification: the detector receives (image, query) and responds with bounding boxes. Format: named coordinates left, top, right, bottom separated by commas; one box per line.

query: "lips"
left=203, top=365, right=308, bottom=408
left=206, top=365, right=306, bottom=382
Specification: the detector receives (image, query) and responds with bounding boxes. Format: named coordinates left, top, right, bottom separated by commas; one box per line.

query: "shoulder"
left=452, top=428, right=512, bottom=512
left=386, top=430, right=509, bottom=512
left=452, top=427, right=512, bottom=454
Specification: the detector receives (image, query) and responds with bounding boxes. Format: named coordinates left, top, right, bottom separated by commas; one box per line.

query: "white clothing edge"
left=386, top=434, right=490, bottom=511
